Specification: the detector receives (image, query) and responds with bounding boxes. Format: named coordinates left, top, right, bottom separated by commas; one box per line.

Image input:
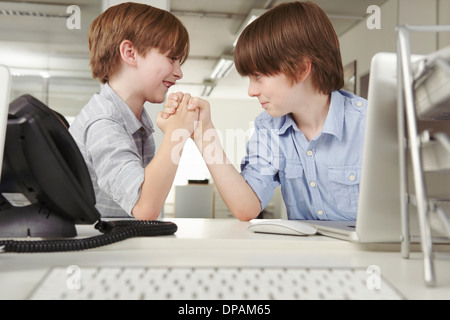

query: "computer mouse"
left=247, top=220, right=317, bottom=236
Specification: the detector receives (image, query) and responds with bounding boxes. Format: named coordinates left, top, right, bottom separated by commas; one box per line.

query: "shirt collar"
left=321, top=91, right=344, bottom=140
left=276, top=91, right=344, bottom=140
left=140, top=109, right=155, bottom=138
left=101, top=83, right=154, bottom=137
left=278, top=114, right=298, bottom=135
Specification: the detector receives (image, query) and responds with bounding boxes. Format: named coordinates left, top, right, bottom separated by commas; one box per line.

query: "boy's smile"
left=163, top=81, right=175, bottom=89
left=136, top=49, right=183, bottom=104
left=248, top=73, right=300, bottom=118
left=260, top=101, right=269, bottom=109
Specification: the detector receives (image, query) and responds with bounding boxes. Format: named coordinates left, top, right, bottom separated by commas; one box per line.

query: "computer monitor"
left=307, top=52, right=450, bottom=243
left=0, top=94, right=101, bottom=238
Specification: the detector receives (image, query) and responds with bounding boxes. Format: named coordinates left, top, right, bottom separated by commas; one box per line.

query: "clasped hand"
left=157, top=92, right=212, bottom=138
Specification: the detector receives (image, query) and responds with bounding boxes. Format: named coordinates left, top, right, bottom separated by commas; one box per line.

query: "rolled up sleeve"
left=240, top=123, right=281, bottom=210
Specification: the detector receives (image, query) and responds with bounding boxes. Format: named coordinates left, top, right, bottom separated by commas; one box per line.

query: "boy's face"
left=135, top=48, right=183, bottom=104
left=247, top=73, right=302, bottom=118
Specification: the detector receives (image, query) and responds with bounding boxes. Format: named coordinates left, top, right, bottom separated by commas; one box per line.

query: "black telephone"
left=0, top=95, right=176, bottom=253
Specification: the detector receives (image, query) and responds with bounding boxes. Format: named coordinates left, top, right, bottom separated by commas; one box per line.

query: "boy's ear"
left=119, top=40, right=138, bottom=66
left=297, top=58, right=312, bottom=82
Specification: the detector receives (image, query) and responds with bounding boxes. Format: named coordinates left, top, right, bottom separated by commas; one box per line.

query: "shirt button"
left=349, top=174, right=356, bottom=181
left=356, top=101, right=364, bottom=108
left=317, top=210, right=324, bottom=216
left=306, top=150, right=313, bottom=157
left=309, top=181, right=316, bottom=188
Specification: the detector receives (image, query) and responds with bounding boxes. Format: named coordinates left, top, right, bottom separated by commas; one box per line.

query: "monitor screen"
left=0, top=94, right=101, bottom=238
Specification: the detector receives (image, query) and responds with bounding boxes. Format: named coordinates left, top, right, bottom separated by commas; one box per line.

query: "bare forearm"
left=132, top=134, right=186, bottom=220
left=209, top=163, right=262, bottom=221
left=196, top=126, right=261, bottom=221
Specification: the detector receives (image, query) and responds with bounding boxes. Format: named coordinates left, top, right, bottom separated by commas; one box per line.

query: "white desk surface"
left=0, top=218, right=449, bottom=300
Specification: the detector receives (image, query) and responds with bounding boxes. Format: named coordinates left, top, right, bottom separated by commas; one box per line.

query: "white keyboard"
left=29, top=266, right=403, bottom=300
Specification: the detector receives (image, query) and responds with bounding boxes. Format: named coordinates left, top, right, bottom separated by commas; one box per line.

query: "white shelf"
left=397, top=25, right=450, bottom=287
left=414, top=50, right=450, bottom=120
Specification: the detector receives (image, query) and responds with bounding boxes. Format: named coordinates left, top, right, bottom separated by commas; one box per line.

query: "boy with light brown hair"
left=70, top=3, right=197, bottom=220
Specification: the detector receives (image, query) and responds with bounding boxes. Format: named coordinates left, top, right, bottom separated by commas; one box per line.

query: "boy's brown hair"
left=89, top=2, right=189, bottom=84
left=234, top=1, right=344, bottom=95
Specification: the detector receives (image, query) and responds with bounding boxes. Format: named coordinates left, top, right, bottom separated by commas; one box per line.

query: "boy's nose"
left=173, top=61, right=183, bottom=80
left=248, top=82, right=259, bottom=97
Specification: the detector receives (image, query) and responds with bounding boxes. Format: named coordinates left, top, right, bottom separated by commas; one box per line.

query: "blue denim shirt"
left=240, top=90, right=367, bottom=221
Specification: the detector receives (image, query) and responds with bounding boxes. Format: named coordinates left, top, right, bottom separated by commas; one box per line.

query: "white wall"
left=340, top=0, right=450, bottom=96
left=168, top=95, right=261, bottom=182
left=164, top=96, right=263, bottom=216
left=154, top=96, right=262, bottom=188
left=438, top=0, right=450, bottom=49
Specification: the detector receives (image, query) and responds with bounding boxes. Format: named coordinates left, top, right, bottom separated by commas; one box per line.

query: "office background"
left=1, top=0, right=449, bottom=218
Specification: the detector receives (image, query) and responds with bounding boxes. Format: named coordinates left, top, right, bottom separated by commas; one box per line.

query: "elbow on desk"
left=230, top=207, right=260, bottom=222
left=131, top=203, right=161, bottom=221
left=228, top=199, right=261, bottom=222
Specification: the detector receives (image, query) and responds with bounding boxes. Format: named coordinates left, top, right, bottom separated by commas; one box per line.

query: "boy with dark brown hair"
left=166, top=1, right=367, bottom=222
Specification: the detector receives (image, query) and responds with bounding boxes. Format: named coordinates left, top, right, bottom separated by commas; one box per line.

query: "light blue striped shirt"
left=241, top=90, right=367, bottom=221
left=69, top=83, right=155, bottom=217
